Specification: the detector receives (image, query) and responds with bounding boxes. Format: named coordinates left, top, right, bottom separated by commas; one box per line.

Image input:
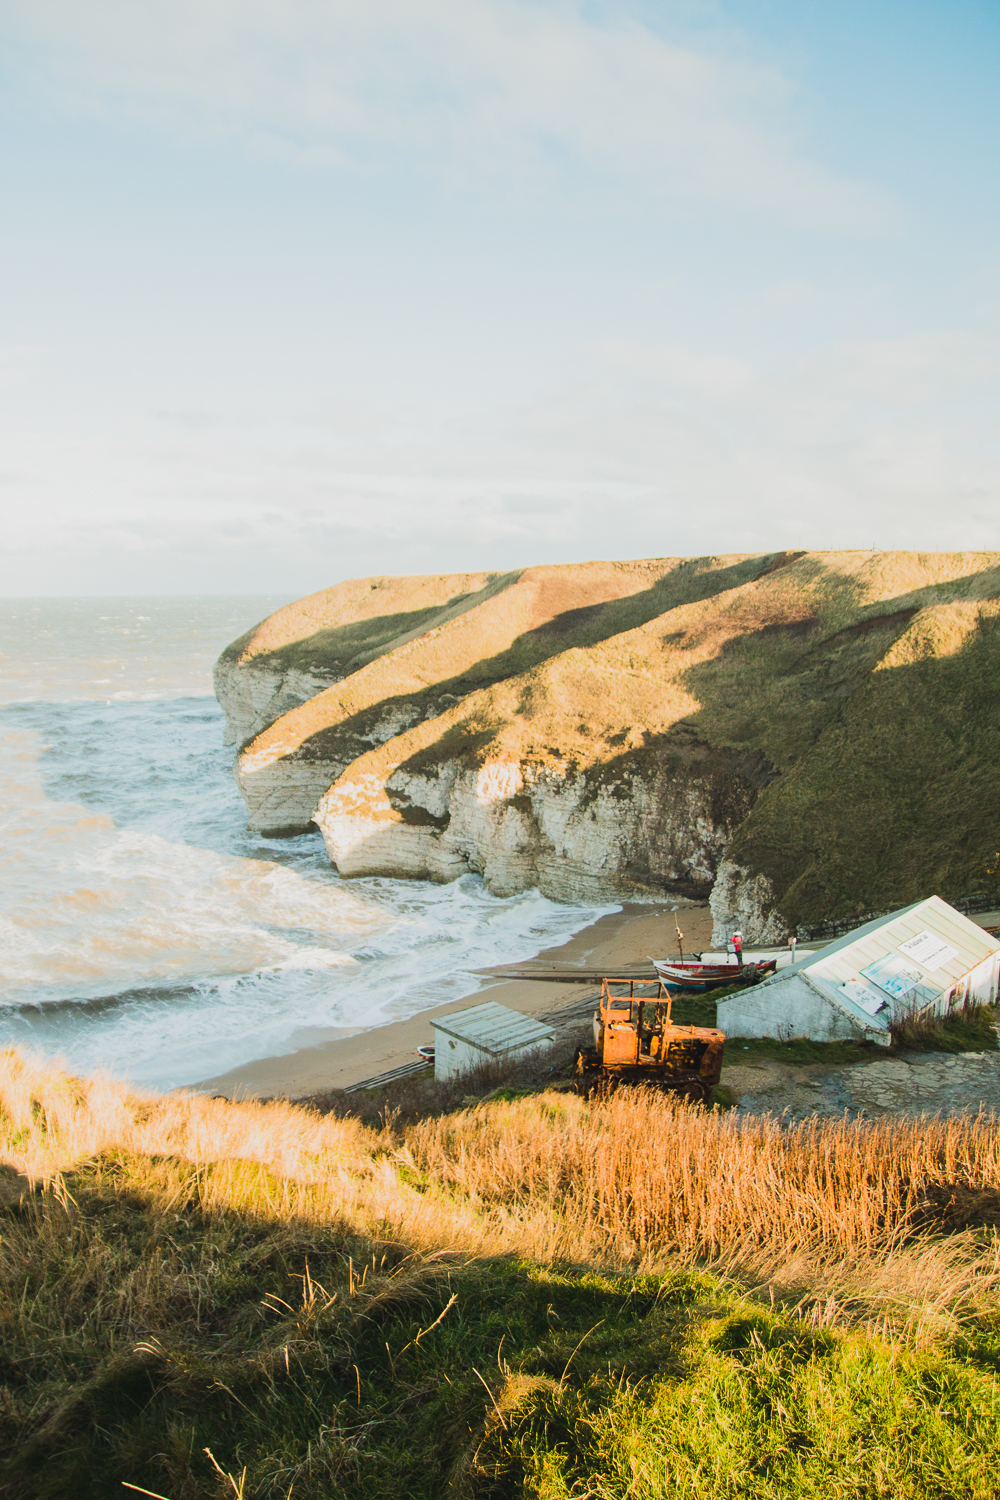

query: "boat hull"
left=653, top=958, right=777, bottom=989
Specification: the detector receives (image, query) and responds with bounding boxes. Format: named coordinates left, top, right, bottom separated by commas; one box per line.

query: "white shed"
left=431, top=1002, right=556, bottom=1082
left=717, top=896, right=1000, bottom=1045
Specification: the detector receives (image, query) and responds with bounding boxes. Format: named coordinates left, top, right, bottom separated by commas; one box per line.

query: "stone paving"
left=720, top=1049, right=1000, bottom=1121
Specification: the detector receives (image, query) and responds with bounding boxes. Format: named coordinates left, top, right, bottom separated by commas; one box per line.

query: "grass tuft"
left=889, top=999, right=1000, bottom=1054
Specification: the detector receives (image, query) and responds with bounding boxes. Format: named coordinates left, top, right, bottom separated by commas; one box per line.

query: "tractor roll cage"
left=599, top=977, right=673, bottom=1026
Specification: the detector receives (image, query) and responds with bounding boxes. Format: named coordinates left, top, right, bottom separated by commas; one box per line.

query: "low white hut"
left=717, top=895, right=1000, bottom=1045
left=431, top=1001, right=556, bottom=1081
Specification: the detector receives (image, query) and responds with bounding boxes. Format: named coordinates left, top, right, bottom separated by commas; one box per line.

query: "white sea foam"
left=0, top=598, right=617, bottom=1089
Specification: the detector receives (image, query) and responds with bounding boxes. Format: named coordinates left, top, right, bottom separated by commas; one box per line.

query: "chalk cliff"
left=216, top=551, right=1000, bottom=942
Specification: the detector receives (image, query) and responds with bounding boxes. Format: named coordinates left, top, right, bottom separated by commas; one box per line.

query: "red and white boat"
left=652, top=956, right=777, bottom=989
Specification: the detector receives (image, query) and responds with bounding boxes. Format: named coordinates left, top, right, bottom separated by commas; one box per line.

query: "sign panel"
left=897, top=929, right=960, bottom=972
left=840, top=978, right=890, bottom=1017
left=861, top=953, right=924, bottom=1001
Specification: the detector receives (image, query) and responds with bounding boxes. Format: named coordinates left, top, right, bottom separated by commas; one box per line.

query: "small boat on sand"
left=652, top=957, right=777, bottom=989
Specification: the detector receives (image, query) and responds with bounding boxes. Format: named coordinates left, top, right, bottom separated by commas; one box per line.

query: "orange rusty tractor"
left=573, top=978, right=725, bottom=1102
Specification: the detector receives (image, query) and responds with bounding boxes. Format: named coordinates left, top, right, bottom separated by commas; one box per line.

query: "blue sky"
left=0, top=0, right=997, bottom=594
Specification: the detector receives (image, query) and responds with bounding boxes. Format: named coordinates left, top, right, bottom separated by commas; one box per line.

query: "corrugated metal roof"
left=431, top=1001, right=555, bottom=1052
left=754, top=896, right=1000, bottom=1031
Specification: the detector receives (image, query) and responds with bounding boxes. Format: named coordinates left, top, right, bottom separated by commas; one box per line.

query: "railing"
left=600, top=977, right=670, bottom=999
left=343, top=1059, right=431, bottom=1094
left=796, top=891, right=1000, bottom=943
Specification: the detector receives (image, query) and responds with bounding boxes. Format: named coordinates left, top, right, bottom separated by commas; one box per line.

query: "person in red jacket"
left=731, top=931, right=743, bottom=968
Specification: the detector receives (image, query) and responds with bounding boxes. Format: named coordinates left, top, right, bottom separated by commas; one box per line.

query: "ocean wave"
left=0, top=621, right=615, bottom=1090
left=4, top=874, right=613, bottom=1089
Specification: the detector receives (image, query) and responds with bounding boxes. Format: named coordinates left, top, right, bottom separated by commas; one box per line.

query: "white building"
left=717, top=895, right=1000, bottom=1045
left=431, top=1001, right=556, bottom=1081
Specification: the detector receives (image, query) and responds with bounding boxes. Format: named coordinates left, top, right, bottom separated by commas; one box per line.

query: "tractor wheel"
left=672, top=1078, right=709, bottom=1105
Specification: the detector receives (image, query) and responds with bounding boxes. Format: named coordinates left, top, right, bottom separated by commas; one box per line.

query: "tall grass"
left=405, top=1087, right=1000, bottom=1340
left=2, top=1048, right=1000, bottom=1497
left=408, top=1087, right=1000, bottom=1258
left=2, top=1048, right=999, bottom=1341
left=888, top=996, right=998, bottom=1051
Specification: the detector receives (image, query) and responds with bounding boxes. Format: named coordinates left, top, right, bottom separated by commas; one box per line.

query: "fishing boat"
left=652, top=956, right=777, bottom=989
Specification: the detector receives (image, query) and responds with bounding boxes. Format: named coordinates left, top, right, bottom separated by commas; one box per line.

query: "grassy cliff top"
left=218, top=568, right=507, bottom=676
left=233, top=555, right=725, bottom=766
left=221, top=550, right=1000, bottom=927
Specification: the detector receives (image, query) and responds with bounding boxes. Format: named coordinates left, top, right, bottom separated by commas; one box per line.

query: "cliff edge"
left=215, top=551, right=1000, bottom=941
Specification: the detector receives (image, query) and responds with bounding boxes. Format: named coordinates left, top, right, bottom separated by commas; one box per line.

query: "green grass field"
left=2, top=1048, right=1000, bottom=1499
left=6, top=1180, right=1000, bottom=1500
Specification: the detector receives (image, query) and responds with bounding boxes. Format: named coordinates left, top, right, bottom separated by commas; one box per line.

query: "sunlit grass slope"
left=2, top=1050, right=1000, bottom=1498
left=231, top=556, right=728, bottom=772
left=219, top=569, right=505, bottom=680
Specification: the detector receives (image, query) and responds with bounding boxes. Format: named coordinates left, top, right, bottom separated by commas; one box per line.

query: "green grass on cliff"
left=220, top=550, right=1000, bottom=928
left=724, top=606, right=1000, bottom=930
left=4, top=1151, right=1000, bottom=1500
left=238, top=574, right=522, bottom=682
left=219, top=571, right=507, bottom=672
left=7, top=1182, right=1000, bottom=1500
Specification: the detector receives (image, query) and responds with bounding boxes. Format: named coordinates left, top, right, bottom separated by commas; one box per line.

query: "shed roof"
left=754, top=896, right=1000, bottom=1032
left=431, top=1001, right=555, bottom=1053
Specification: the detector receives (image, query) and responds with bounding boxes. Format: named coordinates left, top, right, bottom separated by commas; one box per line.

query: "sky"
left=0, top=0, right=997, bottom=596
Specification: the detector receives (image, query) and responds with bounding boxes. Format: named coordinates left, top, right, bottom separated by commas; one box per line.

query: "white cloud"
left=2, top=0, right=886, bottom=228
left=1, top=325, right=998, bottom=593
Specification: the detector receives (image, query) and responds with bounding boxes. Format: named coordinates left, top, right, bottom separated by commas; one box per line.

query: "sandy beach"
left=197, top=900, right=715, bottom=1100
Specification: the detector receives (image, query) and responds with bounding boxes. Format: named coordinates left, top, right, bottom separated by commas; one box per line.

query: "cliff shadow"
left=710, top=606, right=1000, bottom=931
left=225, top=580, right=521, bottom=692
left=668, top=561, right=1000, bottom=927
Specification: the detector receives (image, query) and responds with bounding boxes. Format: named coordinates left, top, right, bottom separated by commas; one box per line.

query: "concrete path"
left=721, top=1049, right=1000, bottom=1121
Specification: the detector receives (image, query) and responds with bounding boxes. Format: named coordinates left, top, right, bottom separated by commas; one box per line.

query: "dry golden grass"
left=5, top=1047, right=1000, bottom=1497
left=226, top=568, right=499, bottom=664
left=407, top=1089, right=1000, bottom=1342
left=3, top=1047, right=999, bottom=1350
left=408, top=1086, right=1000, bottom=1255
left=236, top=557, right=681, bottom=768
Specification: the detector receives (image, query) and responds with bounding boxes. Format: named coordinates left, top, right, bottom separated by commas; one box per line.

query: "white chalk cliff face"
left=214, top=658, right=339, bottom=751
left=314, top=750, right=767, bottom=906
left=708, top=861, right=788, bottom=948
left=215, top=552, right=1000, bottom=939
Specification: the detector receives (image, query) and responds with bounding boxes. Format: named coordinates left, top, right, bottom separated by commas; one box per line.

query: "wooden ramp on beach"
left=477, top=962, right=659, bottom=984
left=478, top=945, right=824, bottom=985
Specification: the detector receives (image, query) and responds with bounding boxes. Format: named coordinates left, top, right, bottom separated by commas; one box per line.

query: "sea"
left=0, top=598, right=614, bottom=1091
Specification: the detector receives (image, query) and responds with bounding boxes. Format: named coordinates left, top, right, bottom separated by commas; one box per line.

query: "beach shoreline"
left=196, top=900, right=715, bottom=1100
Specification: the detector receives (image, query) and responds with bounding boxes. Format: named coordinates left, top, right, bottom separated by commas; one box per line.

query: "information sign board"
left=839, top=978, right=890, bottom=1016
left=897, top=930, right=960, bottom=972
left=862, top=953, right=924, bottom=1000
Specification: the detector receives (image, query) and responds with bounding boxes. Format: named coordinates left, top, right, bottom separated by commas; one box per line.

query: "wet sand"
left=196, top=901, right=715, bottom=1100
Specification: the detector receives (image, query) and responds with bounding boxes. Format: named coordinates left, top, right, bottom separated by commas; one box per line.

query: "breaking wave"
left=0, top=599, right=614, bottom=1089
